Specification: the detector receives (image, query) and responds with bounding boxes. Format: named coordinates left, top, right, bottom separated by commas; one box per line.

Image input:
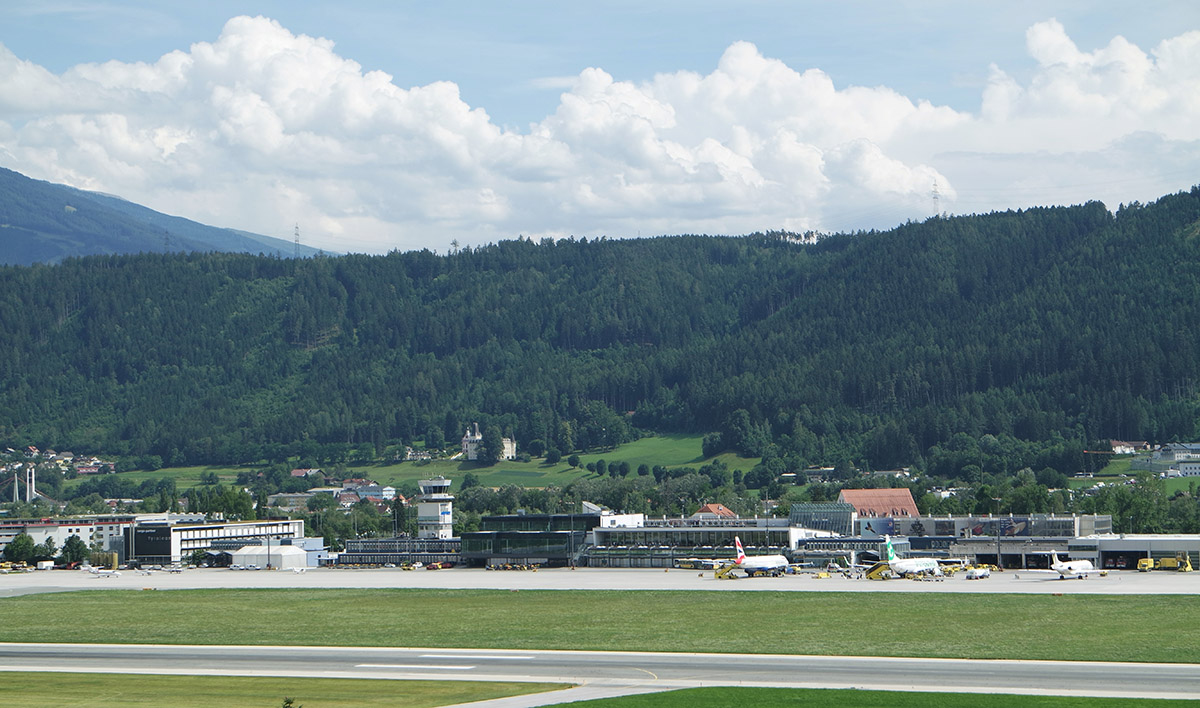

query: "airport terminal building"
left=127, top=518, right=306, bottom=565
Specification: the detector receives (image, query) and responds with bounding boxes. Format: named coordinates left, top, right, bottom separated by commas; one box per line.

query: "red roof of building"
left=694, top=503, right=736, bottom=518
left=837, top=488, right=919, bottom=518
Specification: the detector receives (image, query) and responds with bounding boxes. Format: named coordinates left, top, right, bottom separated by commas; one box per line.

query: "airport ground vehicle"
left=1145, top=553, right=1194, bottom=572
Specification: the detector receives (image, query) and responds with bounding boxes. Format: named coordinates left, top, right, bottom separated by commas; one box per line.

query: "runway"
left=0, top=643, right=1196, bottom=701
left=3, top=569, right=1199, bottom=703
left=3, top=565, right=1199, bottom=596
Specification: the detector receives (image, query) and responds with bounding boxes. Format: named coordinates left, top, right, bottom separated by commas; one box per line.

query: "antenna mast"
left=294, top=224, right=300, bottom=259
left=931, top=179, right=941, bottom=218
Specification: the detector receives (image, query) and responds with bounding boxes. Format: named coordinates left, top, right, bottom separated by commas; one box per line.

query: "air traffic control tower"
left=417, top=477, right=454, bottom=539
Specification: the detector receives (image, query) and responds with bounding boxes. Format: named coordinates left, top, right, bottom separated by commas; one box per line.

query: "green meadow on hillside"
left=61, top=434, right=761, bottom=495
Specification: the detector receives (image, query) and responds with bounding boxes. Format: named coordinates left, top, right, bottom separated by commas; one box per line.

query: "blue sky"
left=1, top=2, right=1198, bottom=253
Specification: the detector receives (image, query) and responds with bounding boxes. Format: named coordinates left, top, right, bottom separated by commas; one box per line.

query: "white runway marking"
left=419, top=654, right=534, bottom=660
left=356, top=663, right=475, bottom=670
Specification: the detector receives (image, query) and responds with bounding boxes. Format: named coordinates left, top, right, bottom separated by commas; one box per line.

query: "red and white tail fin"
left=735, top=536, right=747, bottom=564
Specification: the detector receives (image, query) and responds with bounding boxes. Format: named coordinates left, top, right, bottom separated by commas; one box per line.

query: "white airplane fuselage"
left=734, top=536, right=789, bottom=576
left=1051, top=552, right=1097, bottom=579
left=889, top=557, right=942, bottom=576
left=738, top=555, right=790, bottom=575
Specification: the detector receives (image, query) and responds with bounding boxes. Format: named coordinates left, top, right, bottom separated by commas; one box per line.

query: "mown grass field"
left=360, top=433, right=756, bottom=490
left=0, top=672, right=561, bottom=708
left=60, top=434, right=760, bottom=495
left=1, top=589, right=1196, bottom=664
left=61, top=465, right=244, bottom=494
left=1072, top=456, right=1195, bottom=495
left=571, top=687, right=1197, bottom=708
left=2, top=678, right=1185, bottom=708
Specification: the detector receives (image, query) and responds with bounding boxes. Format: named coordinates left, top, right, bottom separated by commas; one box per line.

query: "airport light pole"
left=992, top=498, right=1004, bottom=568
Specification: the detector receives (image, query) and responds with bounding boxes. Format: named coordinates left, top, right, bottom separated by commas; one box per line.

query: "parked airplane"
left=291, top=567, right=308, bottom=574
left=1015, top=552, right=1105, bottom=580
left=731, top=536, right=790, bottom=577
left=86, top=567, right=121, bottom=578
left=884, top=536, right=942, bottom=577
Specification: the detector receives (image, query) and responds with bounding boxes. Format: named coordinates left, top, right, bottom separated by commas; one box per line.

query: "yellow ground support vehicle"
left=714, top=563, right=741, bottom=580
left=1136, top=553, right=1193, bottom=572
left=1155, top=553, right=1193, bottom=572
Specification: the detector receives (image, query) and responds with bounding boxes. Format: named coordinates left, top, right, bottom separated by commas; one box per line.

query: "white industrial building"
left=0, top=513, right=205, bottom=559
left=229, top=543, right=309, bottom=570
left=130, top=518, right=305, bottom=564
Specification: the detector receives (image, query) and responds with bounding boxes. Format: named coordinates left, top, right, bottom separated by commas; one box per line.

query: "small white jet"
left=884, top=536, right=942, bottom=577
left=732, top=536, right=790, bottom=577
left=291, top=567, right=308, bottom=574
left=86, top=567, right=121, bottom=578
left=1015, top=552, right=1105, bottom=580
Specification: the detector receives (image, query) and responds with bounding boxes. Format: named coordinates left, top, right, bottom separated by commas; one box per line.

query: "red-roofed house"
left=691, top=503, right=737, bottom=519
left=837, top=488, right=919, bottom=518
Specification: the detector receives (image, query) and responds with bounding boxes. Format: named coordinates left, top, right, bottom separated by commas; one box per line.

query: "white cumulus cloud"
left=0, top=16, right=1197, bottom=253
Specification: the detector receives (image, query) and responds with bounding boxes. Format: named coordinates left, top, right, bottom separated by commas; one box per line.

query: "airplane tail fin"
left=735, top=536, right=747, bottom=565
left=885, top=535, right=897, bottom=563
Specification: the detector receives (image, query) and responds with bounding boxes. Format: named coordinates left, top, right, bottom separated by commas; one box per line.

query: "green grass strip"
left=568, top=687, right=1200, bottom=708
left=0, top=672, right=563, bottom=708
left=2, top=589, right=1197, bottom=663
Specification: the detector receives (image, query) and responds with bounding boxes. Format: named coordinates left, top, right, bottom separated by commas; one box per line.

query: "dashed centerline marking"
left=419, top=654, right=534, bottom=660
left=356, top=664, right=476, bottom=671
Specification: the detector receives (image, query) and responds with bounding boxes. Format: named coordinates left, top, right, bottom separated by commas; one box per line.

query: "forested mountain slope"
left=1, top=186, right=1199, bottom=473
left=0, top=167, right=319, bottom=264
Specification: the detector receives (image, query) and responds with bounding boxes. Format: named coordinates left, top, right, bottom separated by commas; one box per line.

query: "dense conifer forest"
left=2, top=186, right=1200, bottom=488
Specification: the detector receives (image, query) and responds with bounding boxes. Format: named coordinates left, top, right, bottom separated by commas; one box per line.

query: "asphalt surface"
left=3, top=567, right=1198, bottom=705
left=0, top=643, right=1197, bottom=702
left=4, top=564, right=1199, bottom=596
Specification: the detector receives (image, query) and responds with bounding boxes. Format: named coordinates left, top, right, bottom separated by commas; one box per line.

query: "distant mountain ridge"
left=0, top=167, right=324, bottom=264
left=1, top=175, right=1199, bottom=478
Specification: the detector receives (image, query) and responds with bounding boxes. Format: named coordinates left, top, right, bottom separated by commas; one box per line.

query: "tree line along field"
left=64, top=431, right=1152, bottom=499
left=2, top=589, right=1197, bottom=665
left=58, top=433, right=753, bottom=495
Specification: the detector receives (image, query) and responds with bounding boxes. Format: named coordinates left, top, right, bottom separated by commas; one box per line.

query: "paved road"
left=1, top=643, right=1197, bottom=701
left=5, top=565, right=1199, bottom=596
